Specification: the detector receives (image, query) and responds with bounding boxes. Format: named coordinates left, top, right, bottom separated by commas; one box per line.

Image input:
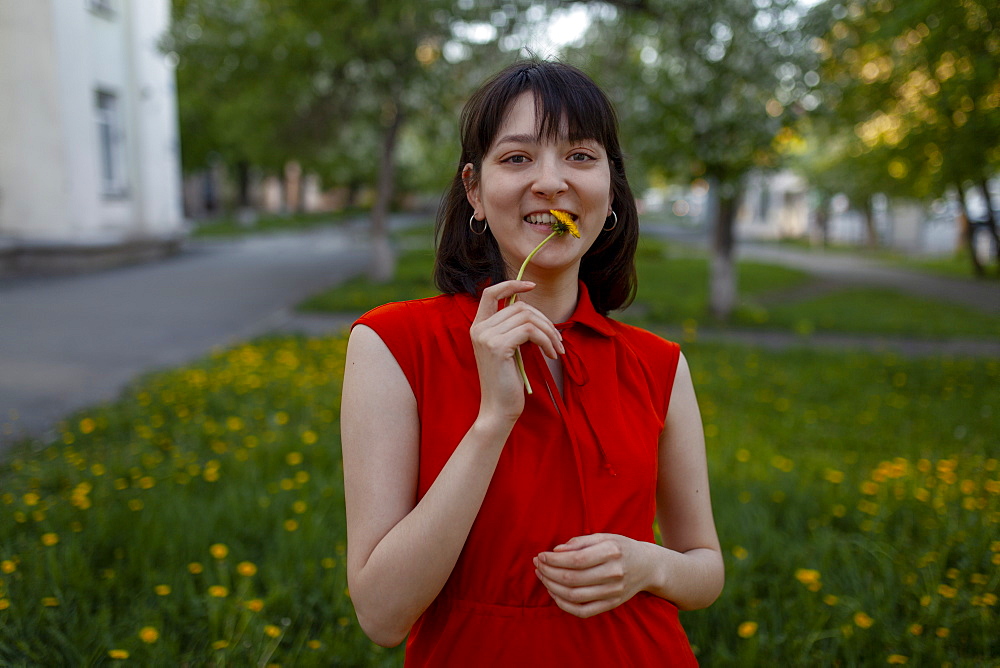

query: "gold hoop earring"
left=603, top=211, right=618, bottom=232
left=469, top=215, right=488, bottom=235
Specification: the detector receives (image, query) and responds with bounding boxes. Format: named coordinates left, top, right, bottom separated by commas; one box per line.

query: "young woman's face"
left=464, top=92, right=613, bottom=279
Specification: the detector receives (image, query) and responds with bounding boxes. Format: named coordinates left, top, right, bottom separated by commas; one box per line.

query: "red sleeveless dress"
left=354, top=283, right=697, bottom=666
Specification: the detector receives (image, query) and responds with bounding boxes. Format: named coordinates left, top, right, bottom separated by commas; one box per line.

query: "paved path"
left=0, top=223, right=374, bottom=448
left=643, top=223, right=1000, bottom=315
left=1, top=218, right=996, bottom=451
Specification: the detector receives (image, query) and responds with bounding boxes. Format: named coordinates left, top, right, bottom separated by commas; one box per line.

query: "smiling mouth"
left=523, top=211, right=577, bottom=226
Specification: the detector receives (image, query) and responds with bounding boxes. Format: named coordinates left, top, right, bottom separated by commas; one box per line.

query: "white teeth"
left=524, top=213, right=556, bottom=224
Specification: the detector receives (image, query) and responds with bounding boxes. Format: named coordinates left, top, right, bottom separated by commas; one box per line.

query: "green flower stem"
left=507, top=230, right=559, bottom=395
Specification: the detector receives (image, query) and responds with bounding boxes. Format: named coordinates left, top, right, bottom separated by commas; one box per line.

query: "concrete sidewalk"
left=643, top=222, right=999, bottom=316
left=0, top=223, right=374, bottom=449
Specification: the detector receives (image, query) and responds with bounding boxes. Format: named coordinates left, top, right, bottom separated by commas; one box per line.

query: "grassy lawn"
left=2, top=226, right=997, bottom=665
left=297, top=233, right=1000, bottom=341
left=1, top=336, right=996, bottom=665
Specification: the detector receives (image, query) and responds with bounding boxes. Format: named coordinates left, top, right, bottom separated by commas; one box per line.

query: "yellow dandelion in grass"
left=307, top=640, right=322, bottom=650
left=981, top=593, right=997, bottom=606
left=246, top=598, right=264, bottom=612
left=23, top=492, right=40, bottom=506
left=1, top=561, right=16, bottom=574
left=208, top=586, right=228, bottom=598
left=209, top=543, right=229, bottom=560
left=237, top=561, right=257, bottom=577
left=337, top=617, right=350, bottom=627
left=42, top=597, right=59, bottom=607
left=737, top=621, right=758, bottom=638
left=264, top=624, right=282, bottom=638
left=284, top=519, right=299, bottom=532
left=138, top=626, right=159, bottom=643
left=938, top=584, right=957, bottom=598
left=321, top=558, right=336, bottom=569
left=79, top=417, right=96, bottom=434
left=853, top=612, right=874, bottom=629
left=823, top=595, right=839, bottom=606
left=286, top=452, right=303, bottom=466
left=154, top=585, right=171, bottom=596
left=732, top=546, right=749, bottom=560
left=794, top=569, right=821, bottom=588
left=211, top=640, right=229, bottom=650
left=188, top=562, right=204, bottom=574
left=735, top=449, right=751, bottom=463
left=292, top=501, right=307, bottom=514
left=823, top=469, right=844, bottom=484
left=108, top=649, right=129, bottom=660
left=41, top=533, right=59, bottom=547
left=887, top=655, right=908, bottom=665
left=908, top=623, right=923, bottom=636
left=936, top=627, right=950, bottom=638
left=0, top=599, right=10, bottom=610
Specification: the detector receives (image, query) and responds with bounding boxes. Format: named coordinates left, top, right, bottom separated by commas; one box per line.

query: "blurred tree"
left=573, top=0, right=815, bottom=320
left=164, top=0, right=523, bottom=280
left=806, top=0, right=1000, bottom=275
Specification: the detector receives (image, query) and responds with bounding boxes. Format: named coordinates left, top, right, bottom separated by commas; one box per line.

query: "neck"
left=510, top=264, right=581, bottom=324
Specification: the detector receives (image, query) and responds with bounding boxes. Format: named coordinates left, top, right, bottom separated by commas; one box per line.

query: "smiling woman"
left=341, top=61, right=723, bottom=665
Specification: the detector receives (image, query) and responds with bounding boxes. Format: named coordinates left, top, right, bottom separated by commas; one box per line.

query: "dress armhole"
left=659, top=341, right=682, bottom=421
left=353, top=302, right=421, bottom=402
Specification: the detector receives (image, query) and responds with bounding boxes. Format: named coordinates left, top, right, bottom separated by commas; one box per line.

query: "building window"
left=88, top=0, right=115, bottom=15
left=95, top=90, right=128, bottom=197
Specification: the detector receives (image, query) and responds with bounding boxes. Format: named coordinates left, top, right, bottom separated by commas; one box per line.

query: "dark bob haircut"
left=433, top=60, right=639, bottom=315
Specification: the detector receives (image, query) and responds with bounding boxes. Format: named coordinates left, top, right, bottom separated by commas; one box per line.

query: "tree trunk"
left=369, top=105, right=403, bottom=282
left=978, top=177, right=1000, bottom=274
left=710, top=183, right=739, bottom=321
left=812, top=191, right=830, bottom=247
left=954, top=181, right=984, bottom=277
left=861, top=196, right=878, bottom=249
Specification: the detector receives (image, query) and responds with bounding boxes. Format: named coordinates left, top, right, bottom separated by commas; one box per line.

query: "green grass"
left=191, top=208, right=366, bottom=239
left=297, top=235, right=1000, bottom=341
left=735, top=287, right=1000, bottom=339
left=1, top=337, right=996, bottom=665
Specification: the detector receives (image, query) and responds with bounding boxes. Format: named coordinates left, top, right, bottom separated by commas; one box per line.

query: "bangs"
left=528, top=72, right=618, bottom=147
left=462, top=61, right=622, bottom=163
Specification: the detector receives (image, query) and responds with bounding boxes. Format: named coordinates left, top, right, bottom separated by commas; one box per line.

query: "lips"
left=522, top=210, right=577, bottom=225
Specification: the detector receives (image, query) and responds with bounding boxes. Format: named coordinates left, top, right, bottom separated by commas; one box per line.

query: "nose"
left=531, top=155, right=568, bottom=200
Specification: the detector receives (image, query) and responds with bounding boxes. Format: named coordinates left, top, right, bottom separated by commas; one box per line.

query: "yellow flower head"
left=139, top=626, right=159, bottom=644
left=549, top=209, right=580, bottom=238
left=237, top=561, right=258, bottom=577
left=209, top=543, right=228, bottom=560
left=108, top=649, right=129, bottom=660
left=737, top=621, right=758, bottom=638
left=208, top=585, right=228, bottom=598
left=264, top=624, right=282, bottom=638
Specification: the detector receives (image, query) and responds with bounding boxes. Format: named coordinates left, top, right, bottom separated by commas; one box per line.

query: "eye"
left=569, top=152, right=595, bottom=162
left=502, top=154, right=530, bottom=164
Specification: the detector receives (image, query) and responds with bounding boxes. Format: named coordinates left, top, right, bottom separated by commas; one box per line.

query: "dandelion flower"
left=737, top=621, right=758, bottom=638
left=139, top=626, right=159, bottom=643
left=154, top=585, right=171, bottom=596
left=887, top=655, right=908, bottom=665
left=0, top=599, right=10, bottom=610
left=264, top=624, right=282, bottom=638
left=507, top=209, right=582, bottom=394
left=237, top=561, right=257, bottom=577
left=108, top=649, right=129, bottom=660
left=212, top=640, right=229, bottom=650
left=41, top=597, right=59, bottom=607
left=188, top=562, right=204, bottom=574
left=209, top=543, right=228, bottom=560
left=246, top=599, right=264, bottom=612
left=854, top=612, right=874, bottom=629
left=1, top=561, right=15, bottom=574
left=41, top=533, right=59, bottom=547
left=208, top=585, right=228, bottom=598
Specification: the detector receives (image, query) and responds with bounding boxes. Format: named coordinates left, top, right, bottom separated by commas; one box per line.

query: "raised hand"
left=470, top=281, right=564, bottom=423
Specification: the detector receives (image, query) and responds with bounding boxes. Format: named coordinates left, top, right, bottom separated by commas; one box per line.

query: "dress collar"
left=455, top=281, right=616, bottom=338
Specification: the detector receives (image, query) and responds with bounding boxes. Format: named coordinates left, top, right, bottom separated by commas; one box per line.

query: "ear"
left=462, top=163, right=482, bottom=218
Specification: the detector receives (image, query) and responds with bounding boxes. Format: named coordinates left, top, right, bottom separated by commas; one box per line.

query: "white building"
left=0, top=0, right=183, bottom=273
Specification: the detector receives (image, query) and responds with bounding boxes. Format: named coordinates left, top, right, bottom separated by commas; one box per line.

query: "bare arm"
left=342, top=281, right=564, bottom=646
left=533, top=352, right=724, bottom=615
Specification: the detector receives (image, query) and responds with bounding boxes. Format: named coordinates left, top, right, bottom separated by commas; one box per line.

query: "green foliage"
left=1, top=336, right=996, bottom=665
left=802, top=0, right=1000, bottom=198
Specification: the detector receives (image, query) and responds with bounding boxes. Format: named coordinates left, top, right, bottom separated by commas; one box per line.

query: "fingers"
left=472, top=283, right=564, bottom=360
left=474, top=280, right=536, bottom=323
left=538, top=536, right=621, bottom=570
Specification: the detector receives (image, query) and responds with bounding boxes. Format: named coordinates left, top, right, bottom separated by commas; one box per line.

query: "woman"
left=341, top=60, right=723, bottom=665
